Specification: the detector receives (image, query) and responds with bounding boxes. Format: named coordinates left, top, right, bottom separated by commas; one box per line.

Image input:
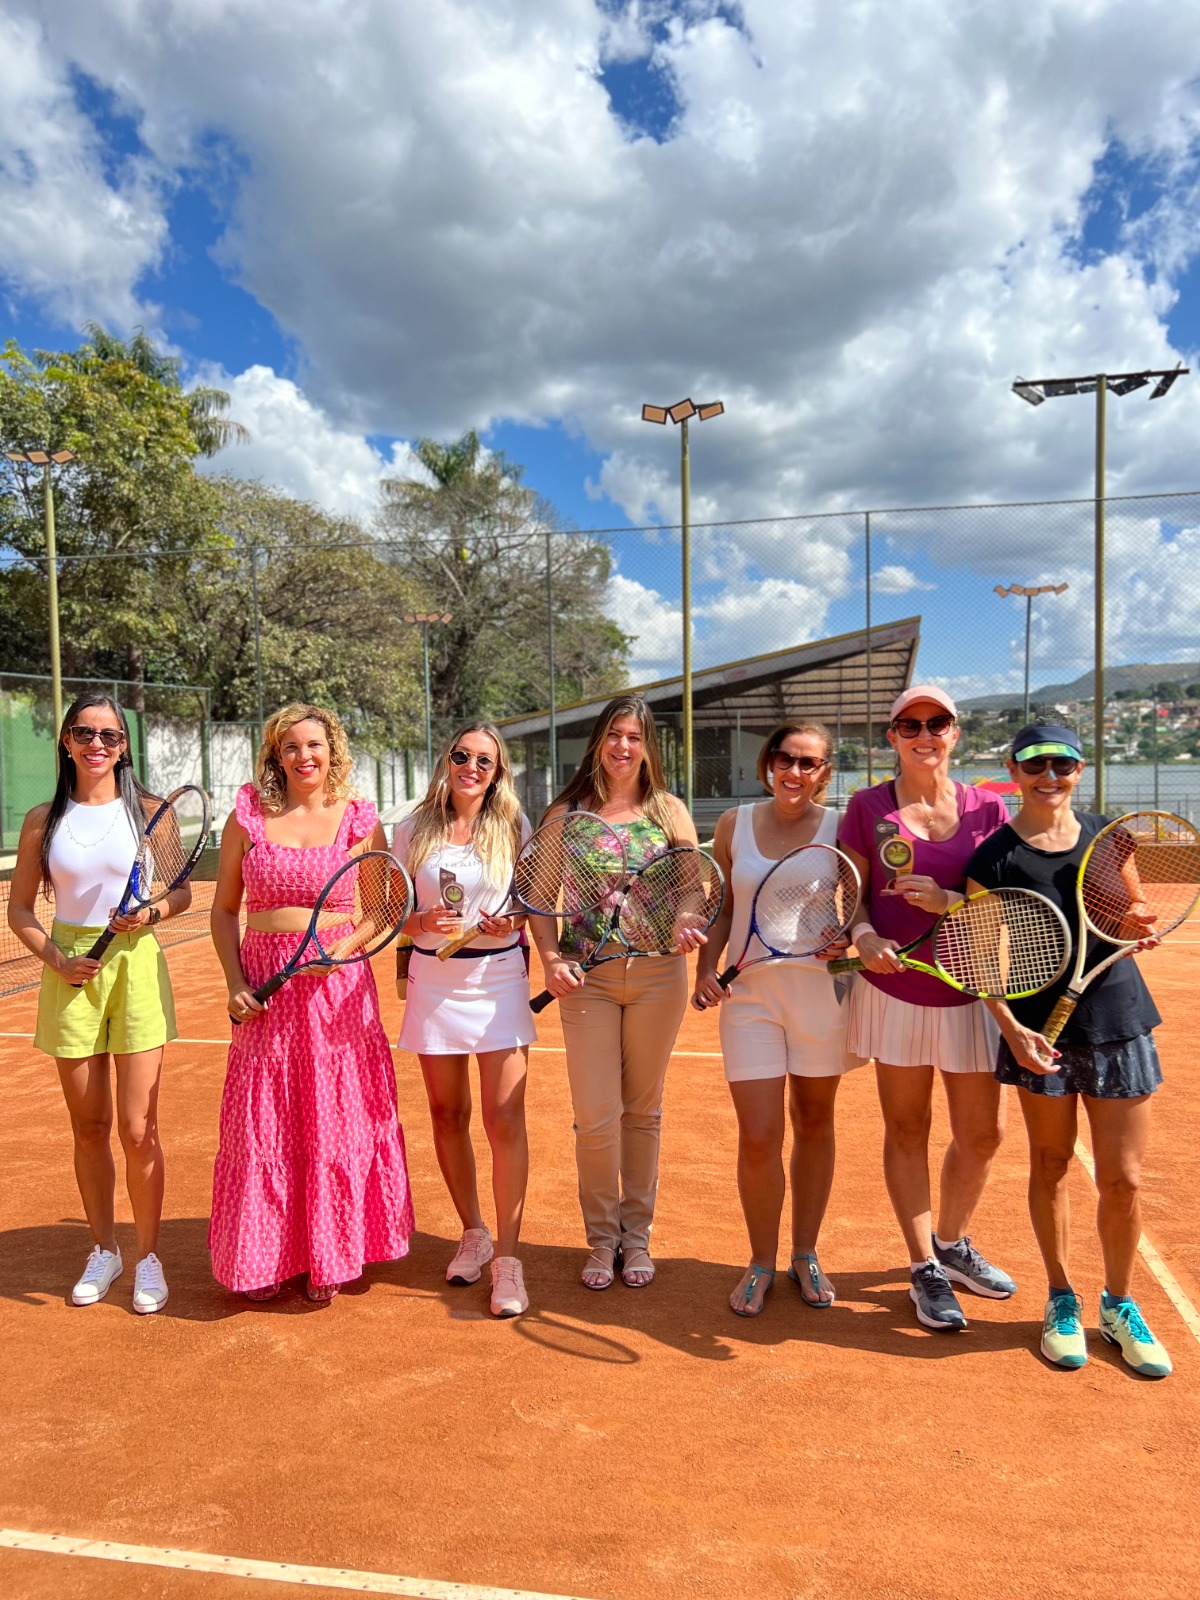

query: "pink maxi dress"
left=209, top=784, right=414, bottom=1292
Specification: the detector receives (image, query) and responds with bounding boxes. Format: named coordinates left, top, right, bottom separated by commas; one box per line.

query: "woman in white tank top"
left=6, top=694, right=188, bottom=1315
left=693, top=721, right=864, bottom=1319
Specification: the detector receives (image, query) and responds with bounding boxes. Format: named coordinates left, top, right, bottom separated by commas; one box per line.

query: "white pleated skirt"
left=398, top=946, right=535, bottom=1055
left=846, top=978, right=999, bottom=1074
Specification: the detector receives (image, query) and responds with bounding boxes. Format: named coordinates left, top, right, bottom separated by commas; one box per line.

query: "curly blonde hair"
left=405, top=722, right=523, bottom=893
left=255, top=704, right=357, bottom=814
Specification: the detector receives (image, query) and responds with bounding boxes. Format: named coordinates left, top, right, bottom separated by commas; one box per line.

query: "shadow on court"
left=0, top=1217, right=1049, bottom=1359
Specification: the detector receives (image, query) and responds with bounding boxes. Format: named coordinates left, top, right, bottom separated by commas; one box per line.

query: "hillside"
left=959, top=662, right=1200, bottom=713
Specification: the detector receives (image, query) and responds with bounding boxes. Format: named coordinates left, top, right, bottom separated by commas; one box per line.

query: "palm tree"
left=76, top=322, right=250, bottom=456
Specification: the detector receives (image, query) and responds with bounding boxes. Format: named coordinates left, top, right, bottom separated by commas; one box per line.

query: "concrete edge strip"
left=1072, top=1137, right=1200, bottom=1345
left=0, top=1529, right=586, bottom=1599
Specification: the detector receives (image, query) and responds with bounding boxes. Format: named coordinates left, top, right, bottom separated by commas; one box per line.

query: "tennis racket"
left=697, top=843, right=861, bottom=1006
left=78, top=784, right=213, bottom=975
left=437, top=810, right=626, bottom=960
left=1042, top=810, right=1200, bottom=1045
left=828, top=885, right=1071, bottom=999
left=232, top=849, right=413, bottom=1023
left=530, top=845, right=725, bottom=1013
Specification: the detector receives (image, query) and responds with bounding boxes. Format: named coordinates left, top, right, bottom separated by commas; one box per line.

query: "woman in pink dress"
left=209, top=703, right=414, bottom=1302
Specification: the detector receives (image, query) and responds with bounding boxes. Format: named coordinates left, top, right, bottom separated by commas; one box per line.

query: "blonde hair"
left=255, top=704, right=356, bottom=814
left=757, top=720, right=834, bottom=803
left=550, top=694, right=678, bottom=843
left=406, top=722, right=523, bottom=891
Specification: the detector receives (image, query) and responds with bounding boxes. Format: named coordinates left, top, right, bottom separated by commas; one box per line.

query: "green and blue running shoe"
left=1099, top=1293, right=1173, bottom=1379
left=1040, top=1292, right=1087, bottom=1369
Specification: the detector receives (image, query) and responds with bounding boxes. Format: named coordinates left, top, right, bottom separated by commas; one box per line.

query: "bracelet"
left=851, top=921, right=875, bottom=944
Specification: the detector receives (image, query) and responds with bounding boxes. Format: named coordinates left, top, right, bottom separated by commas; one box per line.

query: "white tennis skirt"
left=398, top=946, right=535, bottom=1056
left=846, top=978, right=999, bottom=1074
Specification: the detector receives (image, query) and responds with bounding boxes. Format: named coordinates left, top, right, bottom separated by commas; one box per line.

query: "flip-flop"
left=788, top=1252, right=835, bottom=1309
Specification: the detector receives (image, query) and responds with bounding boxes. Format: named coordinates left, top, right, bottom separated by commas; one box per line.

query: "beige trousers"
left=558, top=953, right=688, bottom=1253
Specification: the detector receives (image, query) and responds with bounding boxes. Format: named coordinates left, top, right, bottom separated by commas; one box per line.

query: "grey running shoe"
left=933, top=1235, right=1016, bottom=1299
left=909, top=1261, right=967, bottom=1331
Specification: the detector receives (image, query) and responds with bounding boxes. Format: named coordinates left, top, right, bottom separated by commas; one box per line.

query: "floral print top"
left=559, top=814, right=670, bottom=957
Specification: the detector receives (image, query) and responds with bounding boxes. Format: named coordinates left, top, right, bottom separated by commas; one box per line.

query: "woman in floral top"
left=531, top=695, right=704, bottom=1290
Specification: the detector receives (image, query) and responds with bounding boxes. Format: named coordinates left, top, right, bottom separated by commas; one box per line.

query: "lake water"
left=825, top=762, right=1200, bottom=820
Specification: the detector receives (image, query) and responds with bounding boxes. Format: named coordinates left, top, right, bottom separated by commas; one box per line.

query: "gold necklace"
left=62, top=799, right=125, bottom=849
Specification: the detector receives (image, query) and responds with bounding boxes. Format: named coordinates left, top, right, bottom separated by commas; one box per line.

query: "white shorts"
left=846, top=978, right=998, bottom=1074
left=398, top=946, right=535, bottom=1056
left=718, top=962, right=863, bottom=1083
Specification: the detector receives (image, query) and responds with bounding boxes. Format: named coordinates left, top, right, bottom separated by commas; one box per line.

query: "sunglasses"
left=68, top=726, right=126, bottom=749
left=891, top=714, right=956, bottom=738
left=450, top=748, right=495, bottom=772
left=769, top=751, right=829, bottom=774
left=1017, top=756, right=1082, bottom=777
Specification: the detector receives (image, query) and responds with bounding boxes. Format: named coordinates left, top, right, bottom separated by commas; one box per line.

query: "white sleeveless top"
left=393, top=813, right=533, bottom=952
left=727, top=803, right=838, bottom=971
left=46, top=799, right=139, bottom=926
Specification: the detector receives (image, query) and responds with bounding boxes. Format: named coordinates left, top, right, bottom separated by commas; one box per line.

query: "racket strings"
left=316, top=854, right=413, bottom=961
left=934, top=892, right=1067, bottom=995
left=618, top=853, right=724, bottom=953
left=133, top=792, right=211, bottom=902
left=513, top=814, right=625, bottom=915
left=1083, top=821, right=1200, bottom=941
left=755, top=857, right=858, bottom=955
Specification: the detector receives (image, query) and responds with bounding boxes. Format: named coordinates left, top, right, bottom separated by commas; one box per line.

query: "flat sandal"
left=788, top=1251, right=835, bottom=1309
left=730, top=1262, right=775, bottom=1318
left=581, top=1249, right=616, bottom=1291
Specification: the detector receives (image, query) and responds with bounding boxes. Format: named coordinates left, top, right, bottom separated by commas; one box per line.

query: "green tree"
left=377, top=431, right=630, bottom=732
left=169, top=478, right=425, bottom=745
left=0, top=336, right=227, bottom=705
left=78, top=323, right=249, bottom=456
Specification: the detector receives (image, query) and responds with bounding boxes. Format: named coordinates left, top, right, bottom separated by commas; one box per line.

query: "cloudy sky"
left=4, top=0, right=1200, bottom=692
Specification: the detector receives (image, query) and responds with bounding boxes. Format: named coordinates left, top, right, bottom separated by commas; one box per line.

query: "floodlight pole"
left=640, top=398, right=724, bottom=811
left=4, top=448, right=76, bottom=735
left=546, top=525, right=557, bottom=794
left=680, top=414, right=693, bottom=810
left=403, top=612, right=453, bottom=780
left=1094, top=376, right=1106, bottom=808
left=1011, top=365, right=1188, bottom=813
left=994, top=583, right=1069, bottom=723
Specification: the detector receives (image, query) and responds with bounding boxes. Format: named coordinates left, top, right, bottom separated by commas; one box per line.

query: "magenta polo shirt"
left=838, top=780, right=1008, bottom=1008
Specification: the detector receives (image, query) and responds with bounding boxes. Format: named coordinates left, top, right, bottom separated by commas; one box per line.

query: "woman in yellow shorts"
left=7, top=694, right=188, bottom=1314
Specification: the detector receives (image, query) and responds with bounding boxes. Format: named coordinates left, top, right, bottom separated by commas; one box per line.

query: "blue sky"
left=4, top=0, right=1200, bottom=697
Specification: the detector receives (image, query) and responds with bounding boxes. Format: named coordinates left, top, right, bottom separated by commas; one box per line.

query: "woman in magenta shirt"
left=839, top=687, right=1012, bottom=1333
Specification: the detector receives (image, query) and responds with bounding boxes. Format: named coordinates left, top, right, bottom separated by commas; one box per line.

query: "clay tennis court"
left=2, top=929, right=1199, bottom=1600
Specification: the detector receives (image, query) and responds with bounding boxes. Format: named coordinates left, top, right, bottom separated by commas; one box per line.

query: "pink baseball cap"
left=889, top=684, right=957, bottom=721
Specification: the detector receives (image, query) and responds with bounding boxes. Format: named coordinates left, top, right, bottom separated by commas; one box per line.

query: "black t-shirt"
left=967, top=813, right=1160, bottom=1045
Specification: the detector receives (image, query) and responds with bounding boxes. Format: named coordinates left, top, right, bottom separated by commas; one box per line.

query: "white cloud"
left=196, top=364, right=424, bottom=520
left=6, top=0, right=1200, bottom=693
left=869, top=565, right=933, bottom=596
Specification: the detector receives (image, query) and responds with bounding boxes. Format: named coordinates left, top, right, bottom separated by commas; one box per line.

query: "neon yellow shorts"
left=34, top=921, right=178, bottom=1059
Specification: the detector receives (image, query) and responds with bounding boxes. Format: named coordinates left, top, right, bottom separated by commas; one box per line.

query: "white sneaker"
left=132, top=1253, right=169, bottom=1315
left=489, top=1256, right=528, bottom=1319
left=446, top=1226, right=494, bottom=1285
left=72, top=1246, right=123, bottom=1306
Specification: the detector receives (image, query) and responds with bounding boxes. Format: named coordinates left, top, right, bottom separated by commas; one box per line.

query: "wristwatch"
left=148, top=906, right=162, bottom=926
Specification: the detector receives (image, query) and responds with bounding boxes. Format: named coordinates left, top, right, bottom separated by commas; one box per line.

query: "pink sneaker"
left=446, top=1226, right=493, bottom=1285
left=489, top=1257, right=528, bottom=1318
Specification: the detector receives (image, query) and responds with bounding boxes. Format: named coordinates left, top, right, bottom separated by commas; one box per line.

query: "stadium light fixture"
left=1010, top=365, right=1188, bottom=809
left=4, top=446, right=77, bottom=734
left=994, top=582, right=1070, bottom=725
left=403, top=612, right=454, bottom=777
left=639, top=396, right=726, bottom=811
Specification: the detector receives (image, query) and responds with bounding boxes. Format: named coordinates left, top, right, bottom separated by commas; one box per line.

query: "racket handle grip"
left=716, top=965, right=738, bottom=990
left=529, top=988, right=555, bottom=1014
left=251, top=972, right=287, bottom=1006
left=825, top=956, right=863, bottom=976
left=1041, top=994, right=1077, bottom=1047
left=438, top=922, right=482, bottom=960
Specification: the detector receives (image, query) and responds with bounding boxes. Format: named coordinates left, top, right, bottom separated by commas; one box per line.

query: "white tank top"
left=726, top=803, right=838, bottom=971
left=46, top=799, right=139, bottom=926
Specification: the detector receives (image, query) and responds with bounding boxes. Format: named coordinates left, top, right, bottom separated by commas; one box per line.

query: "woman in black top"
left=966, top=724, right=1170, bottom=1378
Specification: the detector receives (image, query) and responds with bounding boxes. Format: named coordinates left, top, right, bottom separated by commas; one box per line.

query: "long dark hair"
left=548, top=693, right=678, bottom=843
left=39, top=693, right=155, bottom=893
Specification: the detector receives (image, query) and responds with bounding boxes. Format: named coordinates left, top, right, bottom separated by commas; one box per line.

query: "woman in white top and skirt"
left=694, top=721, right=862, bottom=1318
left=7, top=693, right=187, bottom=1314
left=394, top=721, right=535, bottom=1318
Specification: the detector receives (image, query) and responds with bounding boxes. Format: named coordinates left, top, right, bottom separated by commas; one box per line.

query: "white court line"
left=0, top=1529, right=583, bottom=1598
left=1072, top=1137, right=1200, bottom=1345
